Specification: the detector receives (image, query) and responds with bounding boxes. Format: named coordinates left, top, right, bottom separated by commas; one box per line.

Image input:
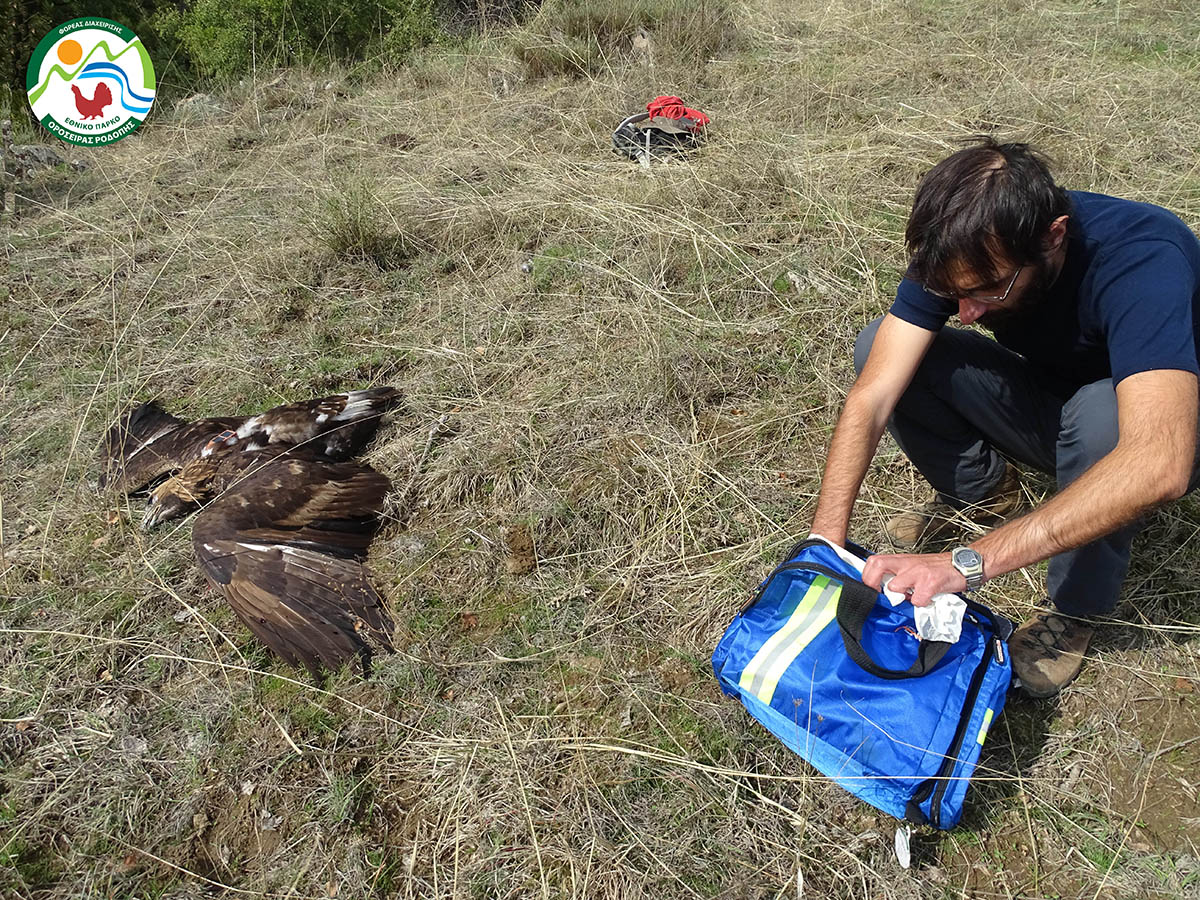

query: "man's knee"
left=854, top=316, right=885, bottom=375
left=1058, top=380, right=1119, bottom=472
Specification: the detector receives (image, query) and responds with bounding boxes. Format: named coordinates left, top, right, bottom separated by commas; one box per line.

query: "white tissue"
left=878, top=574, right=966, bottom=643
left=878, top=575, right=911, bottom=607
left=912, top=591, right=967, bottom=644
left=807, top=534, right=967, bottom=643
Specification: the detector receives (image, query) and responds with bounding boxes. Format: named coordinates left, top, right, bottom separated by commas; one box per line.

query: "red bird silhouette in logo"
left=70, top=82, right=112, bottom=120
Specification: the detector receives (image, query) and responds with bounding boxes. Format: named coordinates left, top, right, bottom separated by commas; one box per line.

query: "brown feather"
left=101, top=387, right=401, bottom=493
left=189, top=456, right=395, bottom=675
left=114, top=391, right=401, bottom=676
left=196, top=540, right=393, bottom=677
left=234, top=388, right=402, bottom=458
left=100, top=401, right=243, bottom=493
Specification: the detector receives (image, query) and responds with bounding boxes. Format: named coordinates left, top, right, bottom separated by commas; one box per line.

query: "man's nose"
left=958, top=297, right=988, bottom=324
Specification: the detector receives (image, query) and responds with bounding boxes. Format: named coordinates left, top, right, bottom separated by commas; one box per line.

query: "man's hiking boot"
left=1010, top=611, right=1095, bottom=699
left=884, top=463, right=1023, bottom=549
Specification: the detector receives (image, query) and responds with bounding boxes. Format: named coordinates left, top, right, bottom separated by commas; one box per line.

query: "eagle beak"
left=141, top=505, right=162, bottom=530
left=142, top=497, right=171, bottom=530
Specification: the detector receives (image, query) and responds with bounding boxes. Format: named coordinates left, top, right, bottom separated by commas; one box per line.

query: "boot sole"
left=1013, top=660, right=1085, bottom=699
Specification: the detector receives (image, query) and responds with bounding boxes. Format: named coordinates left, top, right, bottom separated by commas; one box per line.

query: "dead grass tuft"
left=314, top=177, right=423, bottom=269
left=511, top=0, right=738, bottom=79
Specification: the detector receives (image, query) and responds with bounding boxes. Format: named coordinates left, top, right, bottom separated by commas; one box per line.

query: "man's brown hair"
left=906, top=138, right=1071, bottom=293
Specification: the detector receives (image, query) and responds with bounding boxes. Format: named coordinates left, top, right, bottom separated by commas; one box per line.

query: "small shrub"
left=530, top=245, right=583, bottom=291
left=512, top=0, right=737, bottom=79
left=156, top=0, right=440, bottom=81
left=314, top=179, right=417, bottom=269
left=513, top=33, right=606, bottom=79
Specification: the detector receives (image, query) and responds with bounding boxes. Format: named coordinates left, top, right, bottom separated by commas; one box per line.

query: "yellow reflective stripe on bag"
left=739, top=574, right=842, bottom=705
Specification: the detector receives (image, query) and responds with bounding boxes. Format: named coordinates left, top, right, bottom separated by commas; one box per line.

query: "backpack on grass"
left=612, top=95, right=709, bottom=163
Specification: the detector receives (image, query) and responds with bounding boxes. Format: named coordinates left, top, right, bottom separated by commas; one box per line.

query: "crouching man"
left=810, top=138, right=1200, bottom=697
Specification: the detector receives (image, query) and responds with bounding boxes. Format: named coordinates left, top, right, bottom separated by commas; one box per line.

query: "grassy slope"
left=2, top=0, right=1199, bottom=896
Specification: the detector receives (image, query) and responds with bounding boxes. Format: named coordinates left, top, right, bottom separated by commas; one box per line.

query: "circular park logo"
left=26, top=17, right=155, bottom=147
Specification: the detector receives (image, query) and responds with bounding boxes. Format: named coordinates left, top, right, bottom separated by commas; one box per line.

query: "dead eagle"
left=101, top=387, right=401, bottom=493
left=101, top=389, right=400, bottom=676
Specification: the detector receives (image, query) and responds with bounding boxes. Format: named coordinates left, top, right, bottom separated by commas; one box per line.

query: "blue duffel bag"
left=712, top=537, right=1013, bottom=829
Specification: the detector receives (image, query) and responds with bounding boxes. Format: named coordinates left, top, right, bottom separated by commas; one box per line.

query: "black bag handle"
left=835, top=577, right=952, bottom=680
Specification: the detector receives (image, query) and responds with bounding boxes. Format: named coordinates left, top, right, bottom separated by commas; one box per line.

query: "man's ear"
left=1044, top=215, right=1069, bottom=252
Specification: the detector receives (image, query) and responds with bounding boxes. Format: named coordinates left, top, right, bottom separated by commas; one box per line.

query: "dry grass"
left=2, top=0, right=1200, bottom=897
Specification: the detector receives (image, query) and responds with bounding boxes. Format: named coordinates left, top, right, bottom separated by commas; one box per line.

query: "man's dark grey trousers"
left=854, top=315, right=1195, bottom=618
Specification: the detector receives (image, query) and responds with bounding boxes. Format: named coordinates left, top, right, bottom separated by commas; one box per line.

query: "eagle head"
left=142, top=463, right=216, bottom=529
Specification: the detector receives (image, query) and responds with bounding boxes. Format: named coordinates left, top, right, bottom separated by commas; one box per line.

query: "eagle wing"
left=102, top=388, right=400, bottom=493
left=100, top=401, right=244, bottom=493
left=235, top=387, right=401, bottom=459
left=190, top=457, right=395, bottom=676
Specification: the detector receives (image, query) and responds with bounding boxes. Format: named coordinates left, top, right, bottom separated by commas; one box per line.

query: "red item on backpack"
left=645, top=95, right=710, bottom=130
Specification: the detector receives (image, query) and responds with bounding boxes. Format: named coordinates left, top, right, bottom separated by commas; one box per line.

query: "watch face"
left=954, top=548, right=981, bottom=569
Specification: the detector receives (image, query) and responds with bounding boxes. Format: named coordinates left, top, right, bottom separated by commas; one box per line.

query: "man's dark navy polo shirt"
left=890, top=190, right=1200, bottom=391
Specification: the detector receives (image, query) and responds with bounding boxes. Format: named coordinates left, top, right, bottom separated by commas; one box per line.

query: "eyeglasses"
left=923, top=265, right=1023, bottom=304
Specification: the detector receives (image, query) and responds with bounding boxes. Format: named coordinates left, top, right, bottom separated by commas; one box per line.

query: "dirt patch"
left=186, top=782, right=284, bottom=877
left=501, top=522, right=537, bottom=574
left=1097, top=688, right=1200, bottom=854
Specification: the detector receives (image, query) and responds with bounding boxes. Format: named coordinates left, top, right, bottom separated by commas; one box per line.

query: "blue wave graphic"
left=81, top=61, right=153, bottom=103
left=76, top=60, right=153, bottom=114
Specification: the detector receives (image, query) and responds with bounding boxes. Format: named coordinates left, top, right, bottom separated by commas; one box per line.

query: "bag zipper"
left=909, top=600, right=1003, bottom=827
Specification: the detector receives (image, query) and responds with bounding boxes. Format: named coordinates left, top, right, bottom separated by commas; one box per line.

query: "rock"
left=258, top=808, right=282, bottom=832
left=8, top=145, right=69, bottom=179
left=632, top=28, right=653, bottom=60
left=120, top=735, right=148, bottom=756
left=390, top=534, right=430, bottom=558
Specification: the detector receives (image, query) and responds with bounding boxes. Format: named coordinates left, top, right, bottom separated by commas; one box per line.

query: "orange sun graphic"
left=57, top=39, right=82, bottom=66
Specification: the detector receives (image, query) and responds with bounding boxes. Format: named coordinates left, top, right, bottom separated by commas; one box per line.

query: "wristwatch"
left=950, top=546, right=985, bottom=591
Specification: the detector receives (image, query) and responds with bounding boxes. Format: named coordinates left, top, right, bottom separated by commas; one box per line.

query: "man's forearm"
left=862, top=444, right=1185, bottom=604
left=972, top=444, right=1184, bottom=579
left=862, top=370, right=1198, bottom=606
left=810, top=387, right=890, bottom=545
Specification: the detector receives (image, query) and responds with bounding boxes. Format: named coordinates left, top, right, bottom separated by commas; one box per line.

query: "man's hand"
left=861, top=552, right=968, bottom=606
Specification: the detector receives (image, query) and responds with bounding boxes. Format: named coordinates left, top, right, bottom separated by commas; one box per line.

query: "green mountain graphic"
left=28, top=38, right=154, bottom=105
